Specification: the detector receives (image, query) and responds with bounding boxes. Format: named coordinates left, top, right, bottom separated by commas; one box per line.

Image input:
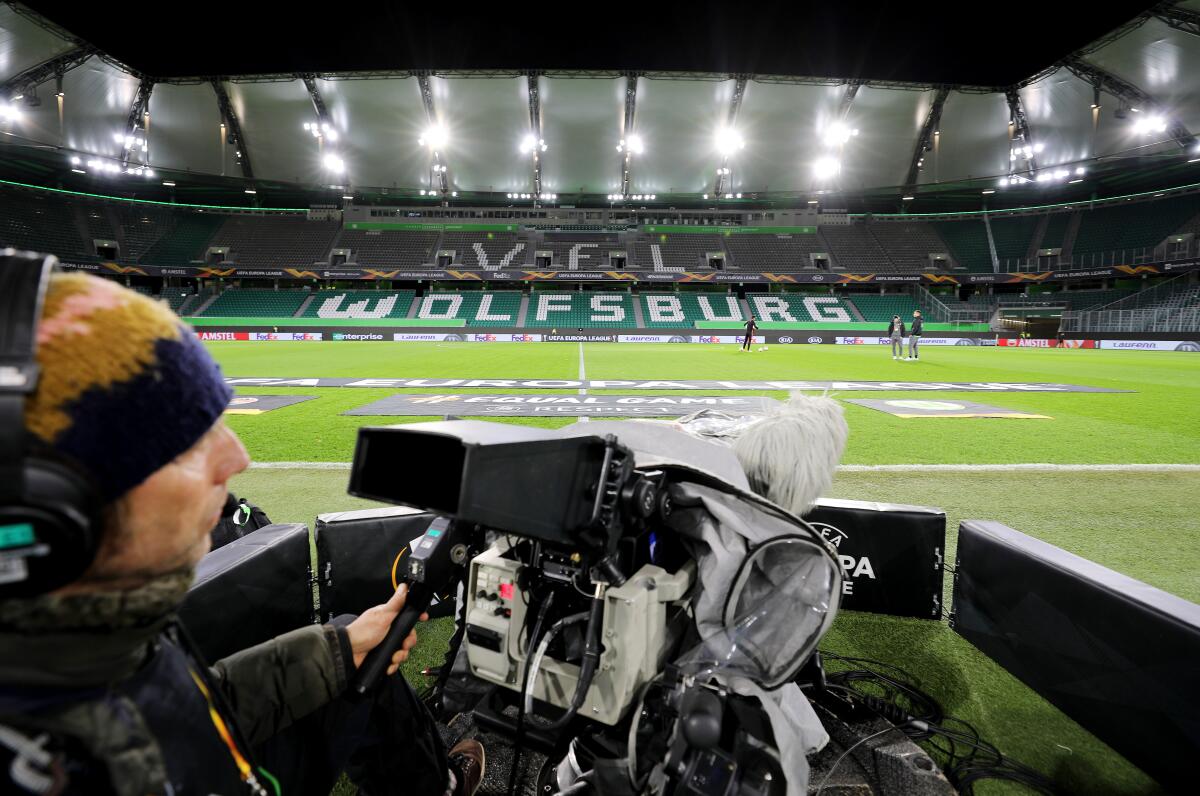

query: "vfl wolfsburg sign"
left=344, top=394, right=782, bottom=417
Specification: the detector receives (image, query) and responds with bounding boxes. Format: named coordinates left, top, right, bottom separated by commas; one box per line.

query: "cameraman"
left=0, top=273, right=484, bottom=796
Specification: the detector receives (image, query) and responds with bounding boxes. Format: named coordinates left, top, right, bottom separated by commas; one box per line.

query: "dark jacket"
left=911, top=316, right=923, bottom=335
left=887, top=320, right=906, bottom=337
left=0, top=617, right=354, bottom=795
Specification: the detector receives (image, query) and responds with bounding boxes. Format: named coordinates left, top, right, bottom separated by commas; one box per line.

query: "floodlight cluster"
left=1132, top=115, right=1168, bottom=136
left=419, top=124, right=449, bottom=150
left=606, top=194, right=656, bottom=201
left=70, top=154, right=156, bottom=178
left=506, top=192, right=558, bottom=200
left=0, top=103, right=21, bottom=121
left=302, top=122, right=339, bottom=142
left=520, top=134, right=548, bottom=154
left=113, top=131, right=148, bottom=152
left=617, top=135, right=645, bottom=154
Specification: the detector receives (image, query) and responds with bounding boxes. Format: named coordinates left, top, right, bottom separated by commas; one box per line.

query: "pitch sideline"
left=248, top=462, right=1200, bottom=472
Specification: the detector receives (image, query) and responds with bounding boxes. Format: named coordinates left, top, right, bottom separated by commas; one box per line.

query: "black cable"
left=508, top=590, right=555, bottom=796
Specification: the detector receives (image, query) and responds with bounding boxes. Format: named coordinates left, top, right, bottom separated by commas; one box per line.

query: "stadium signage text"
left=62, top=261, right=1200, bottom=284
left=343, top=394, right=782, bottom=418
left=223, top=377, right=1127, bottom=392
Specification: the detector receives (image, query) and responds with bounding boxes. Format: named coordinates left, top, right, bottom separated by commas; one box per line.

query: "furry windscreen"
left=731, top=393, right=849, bottom=515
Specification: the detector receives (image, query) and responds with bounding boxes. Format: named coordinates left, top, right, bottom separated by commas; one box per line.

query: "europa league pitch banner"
left=802, top=498, right=946, bottom=620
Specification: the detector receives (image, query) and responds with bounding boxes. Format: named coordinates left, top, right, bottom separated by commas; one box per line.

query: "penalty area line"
left=248, top=462, right=1200, bottom=472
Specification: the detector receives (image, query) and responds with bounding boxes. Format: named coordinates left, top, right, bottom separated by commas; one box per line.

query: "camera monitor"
left=349, top=420, right=614, bottom=547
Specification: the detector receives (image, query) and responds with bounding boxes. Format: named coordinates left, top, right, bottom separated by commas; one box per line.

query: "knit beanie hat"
left=23, top=273, right=233, bottom=502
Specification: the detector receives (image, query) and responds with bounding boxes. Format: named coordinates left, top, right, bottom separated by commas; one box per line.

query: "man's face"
left=71, top=420, right=250, bottom=589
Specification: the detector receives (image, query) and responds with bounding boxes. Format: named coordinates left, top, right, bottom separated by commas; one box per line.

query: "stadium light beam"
left=715, top=127, right=745, bottom=156
left=419, top=124, right=449, bottom=151
left=823, top=121, right=859, bottom=147
left=322, top=153, right=345, bottom=173
left=813, top=157, right=841, bottom=180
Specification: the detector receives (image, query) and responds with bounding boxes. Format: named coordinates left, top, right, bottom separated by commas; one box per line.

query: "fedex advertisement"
left=836, top=337, right=984, bottom=346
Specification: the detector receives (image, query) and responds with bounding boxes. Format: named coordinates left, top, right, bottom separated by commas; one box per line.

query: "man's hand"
left=345, top=584, right=429, bottom=676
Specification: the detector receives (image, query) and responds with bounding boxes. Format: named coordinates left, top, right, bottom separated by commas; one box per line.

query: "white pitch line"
left=577, top=342, right=588, bottom=424
left=249, top=462, right=1200, bottom=473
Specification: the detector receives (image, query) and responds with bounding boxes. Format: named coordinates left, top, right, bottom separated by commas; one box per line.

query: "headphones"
left=0, top=251, right=104, bottom=598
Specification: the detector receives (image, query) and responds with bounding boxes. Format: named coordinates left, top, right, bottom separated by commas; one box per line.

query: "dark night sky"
left=21, top=1, right=1159, bottom=86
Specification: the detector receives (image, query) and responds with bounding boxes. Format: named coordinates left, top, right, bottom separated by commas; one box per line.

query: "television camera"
left=348, top=420, right=843, bottom=796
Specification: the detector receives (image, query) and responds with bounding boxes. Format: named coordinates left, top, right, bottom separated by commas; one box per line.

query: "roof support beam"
left=1005, top=87, right=1038, bottom=174
left=1, top=46, right=95, bottom=102
left=416, top=73, right=448, bottom=196
left=119, top=78, right=155, bottom=169
left=1062, top=56, right=1195, bottom=149
left=1154, top=3, right=1200, bottom=37
left=211, top=79, right=254, bottom=179
left=904, top=88, right=950, bottom=191
left=619, top=72, right=639, bottom=197
left=526, top=71, right=544, bottom=198
left=714, top=75, right=748, bottom=198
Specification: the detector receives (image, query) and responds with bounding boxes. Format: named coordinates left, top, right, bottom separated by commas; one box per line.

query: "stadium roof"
left=1, top=1, right=1198, bottom=207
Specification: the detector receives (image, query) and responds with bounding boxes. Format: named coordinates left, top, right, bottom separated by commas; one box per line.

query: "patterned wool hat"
left=23, top=273, right=232, bottom=502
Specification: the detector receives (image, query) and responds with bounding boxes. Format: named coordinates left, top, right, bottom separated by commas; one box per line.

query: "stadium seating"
left=932, top=220, right=992, bottom=272
left=441, top=232, right=528, bottom=270
left=338, top=230, right=441, bottom=269
left=416, top=291, right=523, bottom=326
left=303, top=290, right=416, bottom=319
left=538, top=234, right=623, bottom=270
left=745, top=293, right=856, bottom=323
left=141, top=211, right=224, bottom=265
left=81, top=203, right=116, bottom=249
left=525, top=292, right=634, bottom=327
left=632, top=233, right=726, bottom=271
left=867, top=223, right=949, bottom=271
left=0, top=191, right=88, bottom=260
left=210, top=216, right=340, bottom=267
left=846, top=293, right=923, bottom=323
left=1040, top=212, right=1072, bottom=249
left=637, top=293, right=745, bottom=327
left=990, top=215, right=1040, bottom=263
left=198, top=289, right=311, bottom=317
left=1072, top=195, right=1200, bottom=260
left=160, top=287, right=197, bottom=313
left=722, top=233, right=824, bottom=271
left=819, top=224, right=893, bottom=272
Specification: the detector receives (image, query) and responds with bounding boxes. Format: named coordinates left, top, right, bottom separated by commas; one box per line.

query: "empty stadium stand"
left=416, top=291, right=523, bottom=326
left=197, top=289, right=311, bottom=317
left=637, top=293, right=745, bottom=327
left=210, top=216, right=340, bottom=267
left=141, top=211, right=224, bottom=265
left=989, top=215, right=1040, bottom=264
left=932, top=220, right=992, bottom=272
left=1040, top=212, right=1072, bottom=250
left=1071, top=194, right=1200, bottom=261
left=525, top=291, right=634, bottom=327
left=303, top=290, right=416, bottom=319
left=819, top=223, right=894, bottom=272
left=746, top=293, right=856, bottom=323
left=538, top=234, right=623, bottom=270
left=632, top=233, right=725, bottom=271
left=340, top=230, right=441, bottom=269
left=441, top=232, right=528, bottom=270
left=846, top=293, right=923, bottom=322
left=722, top=233, right=825, bottom=271
left=0, top=191, right=87, bottom=260
left=867, top=223, right=949, bottom=271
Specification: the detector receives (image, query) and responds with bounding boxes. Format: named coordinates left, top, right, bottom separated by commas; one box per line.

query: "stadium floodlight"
left=162, top=181, right=176, bottom=186
left=419, top=124, right=449, bottom=150
left=1075, top=166, right=1085, bottom=175
left=823, top=122, right=859, bottom=147
left=69, top=156, right=80, bottom=165
left=451, top=191, right=458, bottom=197
left=702, top=194, right=708, bottom=200
left=1034, top=142, right=1045, bottom=153
left=900, top=196, right=913, bottom=201
left=322, top=153, right=345, bottom=173
left=1133, top=115, right=1168, bottom=136
left=1054, top=168, right=1069, bottom=179
left=812, top=157, right=841, bottom=180
left=420, top=189, right=427, bottom=196
left=3, top=104, right=27, bottom=121
left=1068, top=178, right=1084, bottom=183
left=1036, top=172, right=1052, bottom=182
left=244, top=189, right=257, bottom=194
left=618, top=134, right=645, bottom=155
left=144, top=169, right=155, bottom=178
left=982, top=189, right=995, bottom=194
left=70, top=168, right=86, bottom=174
left=715, top=127, right=745, bottom=156
left=520, top=133, right=537, bottom=154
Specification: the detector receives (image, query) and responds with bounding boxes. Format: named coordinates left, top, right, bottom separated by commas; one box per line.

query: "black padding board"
left=952, top=520, right=1200, bottom=791
left=180, top=523, right=314, bottom=662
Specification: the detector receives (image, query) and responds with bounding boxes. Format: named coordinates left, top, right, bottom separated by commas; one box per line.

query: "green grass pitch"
left=208, top=341, right=1200, bottom=794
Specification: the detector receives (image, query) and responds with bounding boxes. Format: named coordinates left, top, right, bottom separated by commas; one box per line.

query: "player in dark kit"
left=742, top=315, right=759, bottom=351
left=907, top=310, right=923, bottom=360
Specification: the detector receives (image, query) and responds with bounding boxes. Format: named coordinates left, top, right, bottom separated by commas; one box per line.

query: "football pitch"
left=211, top=341, right=1200, bottom=794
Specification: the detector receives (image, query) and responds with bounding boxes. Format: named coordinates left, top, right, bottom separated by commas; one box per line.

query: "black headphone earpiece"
left=0, top=251, right=104, bottom=598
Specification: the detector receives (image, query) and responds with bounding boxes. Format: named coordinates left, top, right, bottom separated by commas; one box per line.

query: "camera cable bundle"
left=811, top=650, right=1062, bottom=795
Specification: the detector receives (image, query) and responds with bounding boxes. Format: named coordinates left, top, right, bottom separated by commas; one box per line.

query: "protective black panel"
left=314, top=506, right=439, bottom=620
left=951, top=520, right=1200, bottom=792
left=180, top=523, right=313, bottom=662
left=802, top=498, right=945, bottom=620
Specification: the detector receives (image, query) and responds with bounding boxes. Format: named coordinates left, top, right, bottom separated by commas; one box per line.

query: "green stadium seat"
left=637, top=293, right=744, bottom=327
left=745, top=293, right=856, bottom=323
left=845, top=294, right=923, bottom=323
left=525, top=292, right=634, bottom=328
left=198, top=289, right=310, bottom=317
left=414, top=291, right=523, bottom=327
left=304, top=290, right=415, bottom=319
left=932, top=221, right=992, bottom=272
